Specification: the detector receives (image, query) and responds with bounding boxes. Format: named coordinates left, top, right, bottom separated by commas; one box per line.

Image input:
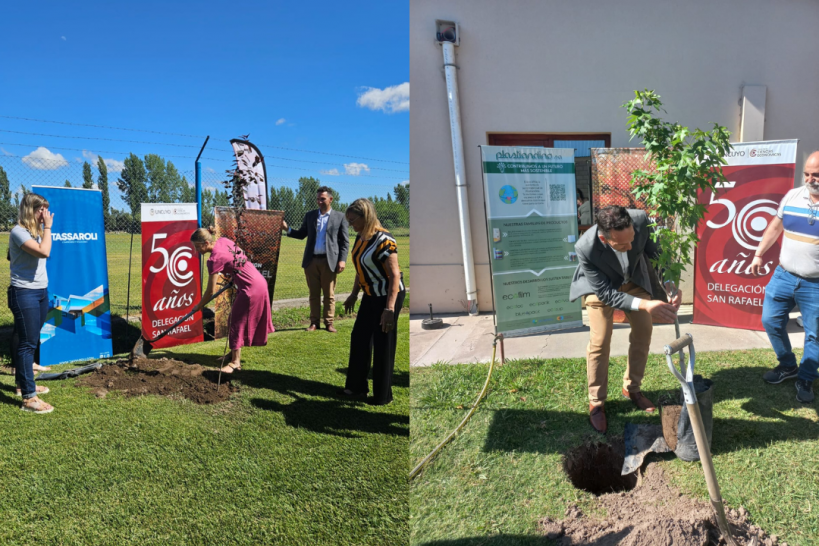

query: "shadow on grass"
left=0, top=383, right=18, bottom=407
left=480, top=365, right=818, bottom=455
left=416, top=529, right=633, bottom=545
left=706, top=365, right=819, bottom=453
left=192, top=368, right=408, bottom=438
left=481, top=401, right=650, bottom=454
left=333, top=366, right=409, bottom=389
left=251, top=396, right=408, bottom=438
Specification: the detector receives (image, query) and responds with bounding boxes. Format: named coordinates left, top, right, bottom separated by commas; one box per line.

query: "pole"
left=194, top=135, right=209, bottom=229
left=195, top=136, right=209, bottom=293
left=125, top=231, right=134, bottom=327
left=442, top=40, right=479, bottom=316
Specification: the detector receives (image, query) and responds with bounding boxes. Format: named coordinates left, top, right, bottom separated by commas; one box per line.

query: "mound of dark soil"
left=76, top=357, right=236, bottom=404
left=542, top=462, right=782, bottom=545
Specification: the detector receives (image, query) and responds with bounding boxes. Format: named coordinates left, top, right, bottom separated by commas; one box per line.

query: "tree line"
left=0, top=154, right=409, bottom=232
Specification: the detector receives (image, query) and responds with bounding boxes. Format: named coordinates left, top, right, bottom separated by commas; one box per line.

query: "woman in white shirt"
left=8, top=193, right=55, bottom=413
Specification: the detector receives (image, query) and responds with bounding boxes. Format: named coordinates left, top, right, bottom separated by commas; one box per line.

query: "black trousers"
left=345, top=290, right=406, bottom=402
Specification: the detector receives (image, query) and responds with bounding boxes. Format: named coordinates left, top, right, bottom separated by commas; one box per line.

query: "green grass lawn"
left=411, top=349, right=819, bottom=546
left=0, top=231, right=409, bottom=327
left=0, top=312, right=409, bottom=546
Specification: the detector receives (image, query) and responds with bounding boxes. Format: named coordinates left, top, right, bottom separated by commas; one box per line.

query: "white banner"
left=725, top=139, right=798, bottom=167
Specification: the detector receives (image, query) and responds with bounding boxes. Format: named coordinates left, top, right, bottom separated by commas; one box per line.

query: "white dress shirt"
left=610, top=247, right=642, bottom=311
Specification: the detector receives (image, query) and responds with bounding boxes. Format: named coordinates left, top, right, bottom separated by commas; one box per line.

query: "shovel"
left=664, top=334, right=738, bottom=546
left=130, top=282, right=233, bottom=360
left=621, top=423, right=670, bottom=475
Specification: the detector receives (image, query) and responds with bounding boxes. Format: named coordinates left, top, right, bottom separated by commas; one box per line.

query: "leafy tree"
left=623, top=89, right=732, bottom=289
left=296, top=176, right=320, bottom=212
left=624, top=89, right=732, bottom=340
left=108, top=207, right=137, bottom=233
left=82, top=161, right=94, bottom=189
left=13, top=184, right=28, bottom=209
left=117, top=153, right=148, bottom=220
left=277, top=186, right=299, bottom=227
left=268, top=186, right=281, bottom=211
left=201, top=187, right=231, bottom=228
left=145, top=154, right=171, bottom=203
left=374, top=199, right=408, bottom=229
left=179, top=175, right=195, bottom=203
left=164, top=161, right=189, bottom=202
left=64, top=180, right=72, bottom=188
left=0, top=166, right=15, bottom=230
left=97, top=156, right=110, bottom=218
left=394, top=183, right=409, bottom=212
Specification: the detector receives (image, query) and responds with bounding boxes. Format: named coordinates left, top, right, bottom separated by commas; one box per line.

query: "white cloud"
left=276, top=118, right=286, bottom=126
left=205, top=167, right=216, bottom=173
left=92, top=183, right=99, bottom=190
left=105, top=158, right=125, bottom=173
left=22, top=147, right=69, bottom=170
left=356, top=82, right=409, bottom=113
left=61, top=36, right=67, bottom=41
left=344, top=163, right=370, bottom=176
left=320, top=169, right=340, bottom=176
left=1, top=147, right=12, bottom=156
left=81, top=149, right=124, bottom=173
left=401, top=180, right=409, bottom=186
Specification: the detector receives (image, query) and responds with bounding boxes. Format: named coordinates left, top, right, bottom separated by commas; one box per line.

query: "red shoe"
left=622, top=388, right=656, bottom=412
left=306, top=324, right=318, bottom=332
left=589, top=403, right=606, bottom=433
left=325, top=324, right=337, bottom=333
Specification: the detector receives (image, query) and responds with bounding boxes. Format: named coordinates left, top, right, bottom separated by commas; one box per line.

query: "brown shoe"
left=325, top=324, right=337, bottom=333
left=306, top=324, right=318, bottom=332
left=589, top=403, right=606, bottom=433
left=622, top=388, right=656, bottom=412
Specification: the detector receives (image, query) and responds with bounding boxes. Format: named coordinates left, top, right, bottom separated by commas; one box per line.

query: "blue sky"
left=0, top=0, right=409, bottom=206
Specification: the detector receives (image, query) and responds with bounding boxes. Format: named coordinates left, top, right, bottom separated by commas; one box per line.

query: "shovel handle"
left=687, top=401, right=739, bottom=546
left=146, top=282, right=234, bottom=343
left=664, top=333, right=693, bottom=355
left=664, top=333, right=697, bottom=405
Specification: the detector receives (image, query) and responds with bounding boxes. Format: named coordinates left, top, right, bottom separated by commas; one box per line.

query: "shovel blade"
left=130, top=337, right=152, bottom=360
left=622, top=423, right=670, bottom=475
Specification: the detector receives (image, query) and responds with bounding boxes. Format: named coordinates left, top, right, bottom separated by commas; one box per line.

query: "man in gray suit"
left=569, top=206, right=681, bottom=433
left=282, top=186, right=350, bottom=332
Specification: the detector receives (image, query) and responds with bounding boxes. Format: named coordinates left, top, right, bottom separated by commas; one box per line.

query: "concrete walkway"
left=410, top=305, right=805, bottom=367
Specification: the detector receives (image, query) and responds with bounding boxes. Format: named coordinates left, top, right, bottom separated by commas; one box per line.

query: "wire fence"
left=0, top=153, right=409, bottom=330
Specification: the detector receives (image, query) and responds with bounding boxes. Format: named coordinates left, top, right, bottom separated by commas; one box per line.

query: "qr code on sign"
left=549, top=184, right=567, bottom=202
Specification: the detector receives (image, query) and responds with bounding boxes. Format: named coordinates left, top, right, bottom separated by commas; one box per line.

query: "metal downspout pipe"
left=442, top=41, right=479, bottom=315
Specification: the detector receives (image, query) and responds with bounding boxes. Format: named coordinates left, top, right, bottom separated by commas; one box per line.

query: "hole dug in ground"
left=76, top=357, right=237, bottom=404
left=563, top=438, right=637, bottom=496
left=546, top=439, right=783, bottom=546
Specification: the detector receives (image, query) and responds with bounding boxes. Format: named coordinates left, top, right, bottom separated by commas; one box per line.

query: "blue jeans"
left=761, top=266, right=819, bottom=382
left=7, top=286, right=48, bottom=399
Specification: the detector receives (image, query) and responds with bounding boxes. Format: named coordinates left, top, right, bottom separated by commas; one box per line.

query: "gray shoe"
left=796, top=379, right=815, bottom=403
left=763, top=365, right=799, bottom=384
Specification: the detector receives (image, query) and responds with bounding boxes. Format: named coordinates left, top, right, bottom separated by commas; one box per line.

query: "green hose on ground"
left=410, top=339, right=498, bottom=480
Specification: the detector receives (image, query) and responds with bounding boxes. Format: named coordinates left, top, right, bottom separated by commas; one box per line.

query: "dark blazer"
left=569, top=209, right=664, bottom=311
left=287, top=208, right=349, bottom=272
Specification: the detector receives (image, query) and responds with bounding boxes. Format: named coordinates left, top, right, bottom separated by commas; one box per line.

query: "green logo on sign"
left=499, top=185, right=518, bottom=204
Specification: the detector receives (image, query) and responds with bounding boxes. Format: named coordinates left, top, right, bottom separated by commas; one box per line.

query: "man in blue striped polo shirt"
left=751, top=151, right=819, bottom=403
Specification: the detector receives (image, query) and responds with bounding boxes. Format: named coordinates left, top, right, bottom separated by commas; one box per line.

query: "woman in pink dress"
left=190, top=227, right=274, bottom=373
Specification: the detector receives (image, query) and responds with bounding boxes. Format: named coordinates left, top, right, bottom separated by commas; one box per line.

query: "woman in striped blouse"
left=340, top=198, right=406, bottom=405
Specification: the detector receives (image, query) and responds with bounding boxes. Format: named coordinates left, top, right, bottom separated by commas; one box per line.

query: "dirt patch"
left=76, top=357, right=236, bottom=404
left=542, top=462, right=782, bottom=545
left=563, top=438, right=637, bottom=495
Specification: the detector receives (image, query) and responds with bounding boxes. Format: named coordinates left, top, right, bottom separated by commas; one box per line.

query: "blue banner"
left=34, top=187, right=112, bottom=365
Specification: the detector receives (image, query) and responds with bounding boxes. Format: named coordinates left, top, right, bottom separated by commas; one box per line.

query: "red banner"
left=693, top=140, right=798, bottom=330
left=141, top=203, right=203, bottom=348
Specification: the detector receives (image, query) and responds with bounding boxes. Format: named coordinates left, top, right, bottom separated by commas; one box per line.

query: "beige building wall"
left=410, top=0, right=819, bottom=314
